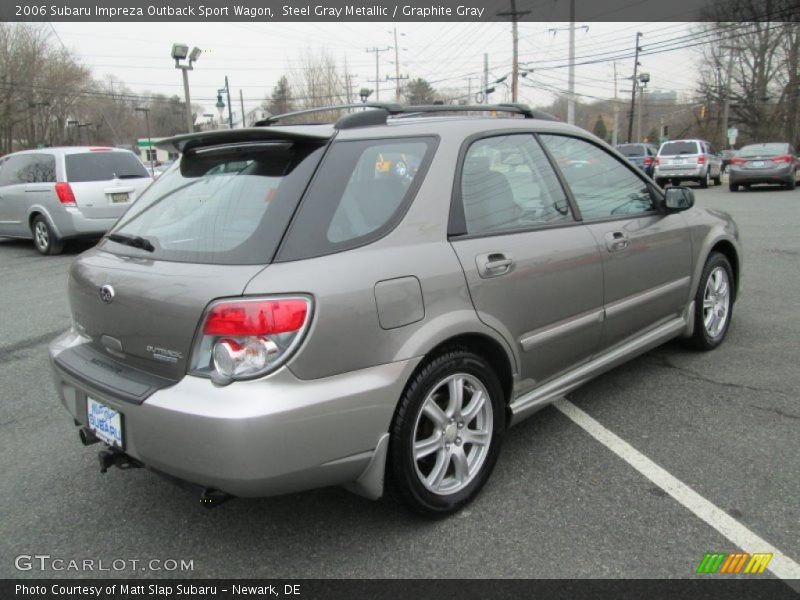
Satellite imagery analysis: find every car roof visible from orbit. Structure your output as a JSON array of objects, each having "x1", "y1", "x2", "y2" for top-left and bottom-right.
[{"x1": 4, "y1": 146, "x2": 136, "y2": 157}]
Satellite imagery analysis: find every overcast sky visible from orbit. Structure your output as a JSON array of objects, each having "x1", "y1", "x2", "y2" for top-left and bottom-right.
[{"x1": 50, "y1": 21, "x2": 700, "y2": 121}]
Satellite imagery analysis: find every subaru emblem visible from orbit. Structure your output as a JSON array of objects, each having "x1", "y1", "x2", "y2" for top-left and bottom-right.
[{"x1": 99, "y1": 285, "x2": 115, "y2": 304}]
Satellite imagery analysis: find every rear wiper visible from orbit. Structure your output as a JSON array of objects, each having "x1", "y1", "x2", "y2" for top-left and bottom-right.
[
  {"x1": 106, "y1": 233, "x2": 155, "y2": 252},
  {"x1": 116, "y1": 174, "x2": 147, "y2": 179}
]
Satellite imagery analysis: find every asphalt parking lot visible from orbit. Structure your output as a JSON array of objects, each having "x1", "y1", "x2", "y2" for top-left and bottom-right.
[{"x1": 1, "y1": 183, "x2": 798, "y2": 581}]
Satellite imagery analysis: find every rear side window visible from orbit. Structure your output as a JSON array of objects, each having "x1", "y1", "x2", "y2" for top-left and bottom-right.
[
  {"x1": 65, "y1": 152, "x2": 149, "y2": 182},
  {"x1": 106, "y1": 140, "x2": 327, "y2": 265},
  {"x1": 659, "y1": 141, "x2": 698, "y2": 156},
  {"x1": 279, "y1": 137, "x2": 436, "y2": 261},
  {"x1": 457, "y1": 134, "x2": 571, "y2": 235},
  {"x1": 0, "y1": 153, "x2": 55, "y2": 185}
]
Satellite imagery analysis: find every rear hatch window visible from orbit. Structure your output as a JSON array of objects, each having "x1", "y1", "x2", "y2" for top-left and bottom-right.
[
  {"x1": 738, "y1": 143, "x2": 788, "y2": 157},
  {"x1": 103, "y1": 140, "x2": 326, "y2": 265},
  {"x1": 617, "y1": 144, "x2": 644, "y2": 157},
  {"x1": 65, "y1": 152, "x2": 150, "y2": 182},
  {"x1": 659, "y1": 141, "x2": 698, "y2": 156}
]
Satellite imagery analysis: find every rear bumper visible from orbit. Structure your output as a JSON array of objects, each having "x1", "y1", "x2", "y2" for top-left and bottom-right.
[
  {"x1": 50, "y1": 208, "x2": 120, "y2": 240},
  {"x1": 654, "y1": 165, "x2": 704, "y2": 179},
  {"x1": 729, "y1": 165, "x2": 794, "y2": 185},
  {"x1": 49, "y1": 329, "x2": 419, "y2": 498}
]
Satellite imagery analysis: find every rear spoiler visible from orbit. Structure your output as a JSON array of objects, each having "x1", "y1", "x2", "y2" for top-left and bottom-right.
[{"x1": 156, "y1": 126, "x2": 335, "y2": 154}]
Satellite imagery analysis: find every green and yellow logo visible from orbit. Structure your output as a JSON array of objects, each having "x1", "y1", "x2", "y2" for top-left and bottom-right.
[{"x1": 696, "y1": 552, "x2": 773, "y2": 574}]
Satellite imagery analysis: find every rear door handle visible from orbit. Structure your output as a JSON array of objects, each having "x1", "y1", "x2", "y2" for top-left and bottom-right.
[
  {"x1": 605, "y1": 231, "x2": 629, "y2": 252},
  {"x1": 477, "y1": 252, "x2": 514, "y2": 278}
]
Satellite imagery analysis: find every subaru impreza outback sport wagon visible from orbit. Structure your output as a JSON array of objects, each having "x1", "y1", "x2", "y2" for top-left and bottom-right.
[{"x1": 49, "y1": 104, "x2": 741, "y2": 515}]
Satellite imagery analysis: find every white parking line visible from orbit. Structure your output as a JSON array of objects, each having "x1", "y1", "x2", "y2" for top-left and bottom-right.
[{"x1": 554, "y1": 399, "x2": 800, "y2": 581}]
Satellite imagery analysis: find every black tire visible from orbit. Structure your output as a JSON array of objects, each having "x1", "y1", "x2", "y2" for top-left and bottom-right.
[
  {"x1": 713, "y1": 173, "x2": 722, "y2": 186},
  {"x1": 671, "y1": 178, "x2": 680, "y2": 186},
  {"x1": 786, "y1": 174, "x2": 796, "y2": 190},
  {"x1": 31, "y1": 215, "x2": 64, "y2": 255},
  {"x1": 387, "y1": 348, "x2": 505, "y2": 516},
  {"x1": 699, "y1": 170, "x2": 710, "y2": 189},
  {"x1": 685, "y1": 252, "x2": 734, "y2": 351},
  {"x1": 729, "y1": 182, "x2": 739, "y2": 192}
]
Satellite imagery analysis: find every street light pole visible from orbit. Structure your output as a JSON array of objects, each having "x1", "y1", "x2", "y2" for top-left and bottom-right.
[
  {"x1": 135, "y1": 107, "x2": 154, "y2": 174},
  {"x1": 172, "y1": 44, "x2": 202, "y2": 133}
]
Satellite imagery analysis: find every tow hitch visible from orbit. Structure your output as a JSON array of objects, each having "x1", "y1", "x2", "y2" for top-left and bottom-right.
[{"x1": 98, "y1": 449, "x2": 143, "y2": 473}]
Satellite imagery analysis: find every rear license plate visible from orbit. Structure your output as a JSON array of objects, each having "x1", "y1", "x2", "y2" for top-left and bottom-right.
[
  {"x1": 751, "y1": 161, "x2": 765, "y2": 168},
  {"x1": 111, "y1": 192, "x2": 129, "y2": 203},
  {"x1": 87, "y1": 398, "x2": 123, "y2": 449}
]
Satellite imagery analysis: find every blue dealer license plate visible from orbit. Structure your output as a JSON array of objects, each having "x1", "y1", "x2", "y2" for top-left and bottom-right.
[{"x1": 87, "y1": 398, "x2": 123, "y2": 448}]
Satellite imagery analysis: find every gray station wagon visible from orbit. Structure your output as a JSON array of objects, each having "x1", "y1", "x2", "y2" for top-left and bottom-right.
[
  {"x1": 48, "y1": 104, "x2": 741, "y2": 515},
  {"x1": 0, "y1": 147, "x2": 152, "y2": 254}
]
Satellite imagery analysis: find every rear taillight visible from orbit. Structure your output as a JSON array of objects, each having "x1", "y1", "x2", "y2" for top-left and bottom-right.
[
  {"x1": 55, "y1": 182, "x2": 76, "y2": 206},
  {"x1": 644, "y1": 156, "x2": 652, "y2": 167},
  {"x1": 730, "y1": 157, "x2": 746, "y2": 166},
  {"x1": 697, "y1": 155, "x2": 706, "y2": 165},
  {"x1": 772, "y1": 154, "x2": 793, "y2": 164},
  {"x1": 189, "y1": 296, "x2": 312, "y2": 385},
  {"x1": 655, "y1": 156, "x2": 660, "y2": 166}
]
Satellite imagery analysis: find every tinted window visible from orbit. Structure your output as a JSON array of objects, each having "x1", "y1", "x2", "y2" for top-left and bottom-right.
[
  {"x1": 540, "y1": 135, "x2": 654, "y2": 220},
  {"x1": 0, "y1": 153, "x2": 55, "y2": 185},
  {"x1": 738, "y1": 143, "x2": 789, "y2": 157},
  {"x1": 660, "y1": 141, "x2": 699, "y2": 156},
  {"x1": 279, "y1": 137, "x2": 436, "y2": 261},
  {"x1": 106, "y1": 140, "x2": 327, "y2": 265},
  {"x1": 616, "y1": 144, "x2": 645, "y2": 157},
  {"x1": 65, "y1": 152, "x2": 149, "y2": 182},
  {"x1": 459, "y1": 135, "x2": 571, "y2": 235}
]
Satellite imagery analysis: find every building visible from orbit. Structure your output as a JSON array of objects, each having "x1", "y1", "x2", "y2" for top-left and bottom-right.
[{"x1": 137, "y1": 138, "x2": 180, "y2": 165}]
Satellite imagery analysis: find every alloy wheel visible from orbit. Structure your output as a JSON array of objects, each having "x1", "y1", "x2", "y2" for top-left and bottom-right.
[
  {"x1": 703, "y1": 266, "x2": 731, "y2": 338},
  {"x1": 412, "y1": 373, "x2": 493, "y2": 496}
]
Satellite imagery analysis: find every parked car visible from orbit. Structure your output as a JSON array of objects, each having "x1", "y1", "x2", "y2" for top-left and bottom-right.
[
  {"x1": 48, "y1": 104, "x2": 741, "y2": 515},
  {"x1": 615, "y1": 143, "x2": 658, "y2": 177},
  {"x1": 151, "y1": 160, "x2": 176, "y2": 179},
  {"x1": 654, "y1": 139, "x2": 723, "y2": 188},
  {"x1": 728, "y1": 142, "x2": 797, "y2": 191},
  {"x1": 0, "y1": 147, "x2": 152, "y2": 255}
]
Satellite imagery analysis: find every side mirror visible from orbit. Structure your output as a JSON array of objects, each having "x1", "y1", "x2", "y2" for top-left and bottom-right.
[{"x1": 664, "y1": 186, "x2": 694, "y2": 211}]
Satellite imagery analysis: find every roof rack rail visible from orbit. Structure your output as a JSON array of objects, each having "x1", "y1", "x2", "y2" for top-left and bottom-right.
[
  {"x1": 255, "y1": 103, "x2": 402, "y2": 127},
  {"x1": 255, "y1": 102, "x2": 558, "y2": 129}
]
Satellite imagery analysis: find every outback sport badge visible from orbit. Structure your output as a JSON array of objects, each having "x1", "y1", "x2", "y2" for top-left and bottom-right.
[{"x1": 99, "y1": 285, "x2": 115, "y2": 303}]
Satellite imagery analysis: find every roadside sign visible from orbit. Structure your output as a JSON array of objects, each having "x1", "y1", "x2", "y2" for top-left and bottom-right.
[{"x1": 727, "y1": 127, "x2": 738, "y2": 146}]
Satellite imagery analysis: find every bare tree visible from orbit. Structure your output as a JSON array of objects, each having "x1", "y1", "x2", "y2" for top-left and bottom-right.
[
  {"x1": 287, "y1": 49, "x2": 348, "y2": 122},
  {"x1": 0, "y1": 23, "x2": 91, "y2": 152}
]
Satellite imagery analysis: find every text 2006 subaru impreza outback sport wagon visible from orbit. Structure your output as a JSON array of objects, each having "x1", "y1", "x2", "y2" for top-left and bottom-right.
[{"x1": 49, "y1": 104, "x2": 741, "y2": 515}]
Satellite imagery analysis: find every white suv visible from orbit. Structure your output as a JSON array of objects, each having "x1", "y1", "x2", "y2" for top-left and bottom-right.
[{"x1": 655, "y1": 139, "x2": 723, "y2": 189}]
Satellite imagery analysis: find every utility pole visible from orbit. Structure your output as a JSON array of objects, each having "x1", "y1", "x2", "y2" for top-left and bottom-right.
[
  {"x1": 345, "y1": 73, "x2": 358, "y2": 104},
  {"x1": 612, "y1": 61, "x2": 619, "y2": 145},
  {"x1": 627, "y1": 31, "x2": 643, "y2": 143},
  {"x1": 636, "y1": 79, "x2": 645, "y2": 142},
  {"x1": 366, "y1": 46, "x2": 390, "y2": 101},
  {"x1": 497, "y1": 0, "x2": 531, "y2": 102},
  {"x1": 568, "y1": 0, "x2": 575, "y2": 124},
  {"x1": 239, "y1": 89, "x2": 246, "y2": 127},
  {"x1": 464, "y1": 76, "x2": 476, "y2": 104},
  {"x1": 224, "y1": 76, "x2": 233, "y2": 128},
  {"x1": 721, "y1": 47, "x2": 737, "y2": 149},
  {"x1": 549, "y1": 17, "x2": 587, "y2": 124},
  {"x1": 483, "y1": 53, "x2": 489, "y2": 103},
  {"x1": 391, "y1": 28, "x2": 408, "y2": 101}
]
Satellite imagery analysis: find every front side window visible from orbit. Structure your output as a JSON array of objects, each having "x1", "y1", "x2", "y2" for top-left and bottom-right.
[
  {"x1": 279, "y1": 137, "x2": 435, "y2": 261},
  {"x1": 540, "y1": 134, "x2": 655, "y2": 220},
  {"x1": 458, "y1": 134, "x2": 571, "y2": 235}
]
